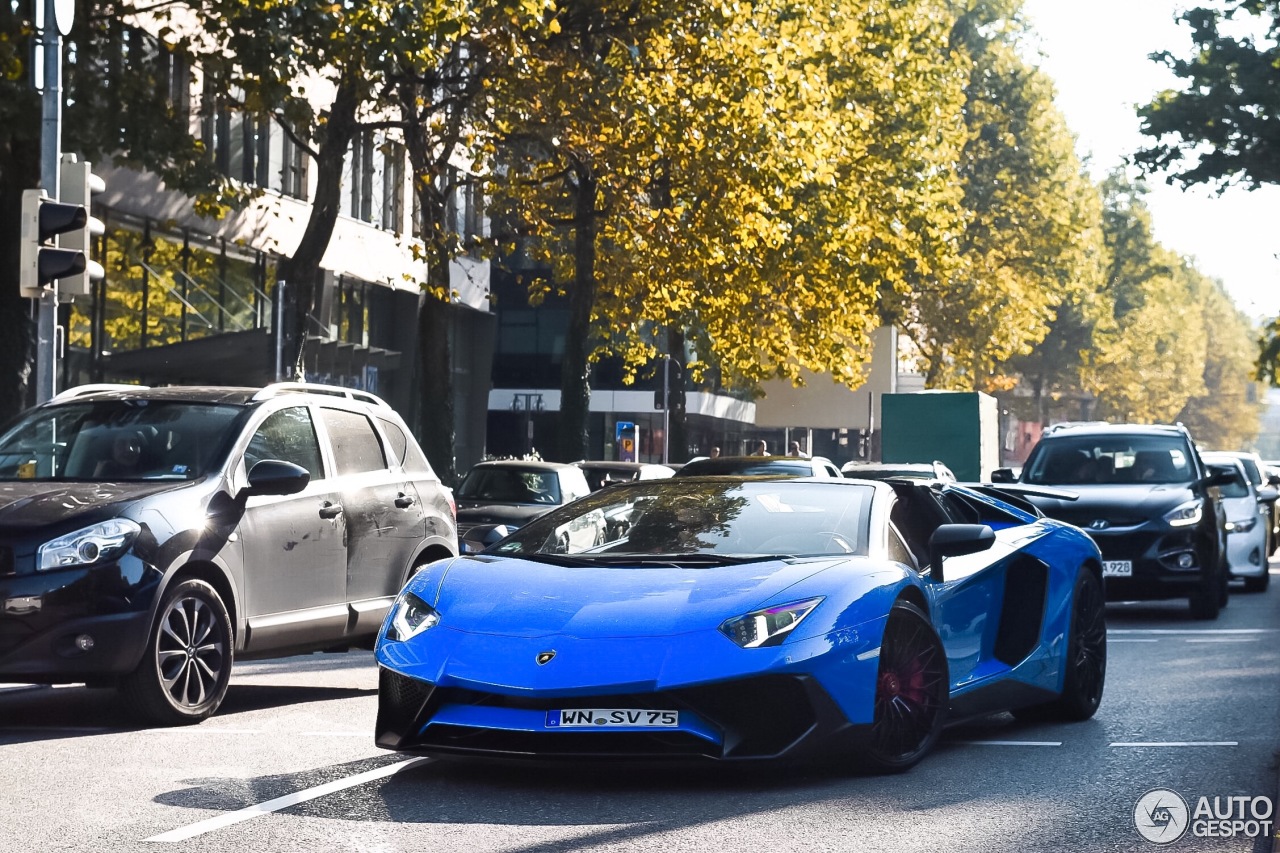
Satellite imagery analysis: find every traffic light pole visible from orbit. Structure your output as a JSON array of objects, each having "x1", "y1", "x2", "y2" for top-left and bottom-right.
[{"x1": 35, "y1": 0, "x2": 63, "y2": 404}]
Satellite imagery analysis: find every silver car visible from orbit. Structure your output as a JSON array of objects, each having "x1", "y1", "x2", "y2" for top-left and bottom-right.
[{"x1": 1203, "y1": 453, "x2": 1276, "y2": 592}]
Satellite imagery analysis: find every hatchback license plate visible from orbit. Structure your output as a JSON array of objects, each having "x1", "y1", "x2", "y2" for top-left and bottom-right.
[
  {"x1": 1102, "y1": 560, "x2": 1132, "y2": 577},
  {"x1": 547, "y1": 709, "x2": 679, "y2": 728}
]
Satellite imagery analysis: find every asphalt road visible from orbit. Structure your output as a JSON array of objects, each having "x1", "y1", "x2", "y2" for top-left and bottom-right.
[{"x1": 2, "y1": 566, "x2": 1277, "y2": 853}]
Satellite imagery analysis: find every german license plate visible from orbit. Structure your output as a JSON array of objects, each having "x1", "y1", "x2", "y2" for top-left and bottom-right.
[
  {"x1": 1103, "y1": 560, "x2": 1132, "y2": 577},
  {"x1": 547, "y1": 709, "x2": 679, "y2": 728}
]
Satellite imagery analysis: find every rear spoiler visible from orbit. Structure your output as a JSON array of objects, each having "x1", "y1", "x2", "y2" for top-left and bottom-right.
[{"x1": 954, "y1": 483, "x2": 1080, "y2": 517}]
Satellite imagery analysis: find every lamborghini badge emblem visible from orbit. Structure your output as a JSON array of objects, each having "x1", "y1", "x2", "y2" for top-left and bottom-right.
[{"x1": 536, "y1": 651, "x2": 556, "y2": 665}]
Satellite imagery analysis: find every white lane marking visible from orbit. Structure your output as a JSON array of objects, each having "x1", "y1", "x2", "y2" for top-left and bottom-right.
[
  {"x1": 145, "y1": 728, "x2": 264, "y2": 735},
  {"x1": 1111, "y1": 737, "x2": 1239, "y2": 742},
  {"x1": 1109, "y1": 639, "x2": 1160, "y2": 643},
  {"x1": 1108, "y1": 629, "x2": 1278, "y2": 635},
  {"x1": 1184, "y1": 638, "x2": 1260, "y2": 643},
  {"x1": 147, "y1": 757, "x2": 432, "y2": 843},
  {"x1": 958, "y1": 740, "x2": 1062, "y2": 746}
]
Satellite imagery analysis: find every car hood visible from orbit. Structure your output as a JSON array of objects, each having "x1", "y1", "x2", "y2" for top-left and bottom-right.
[
  {"x1": 427, "y1": 554, "x2": 848, "y2": 638},
  {"x1": 0, "y1": 480, "x2": 184, "y2": 530},
  {"x1": 1022, "y1": 482, "x2": 1195, "y2": 519},
  {"x1": 455, "y1": 504, "x2": 551, "y2": 526}
]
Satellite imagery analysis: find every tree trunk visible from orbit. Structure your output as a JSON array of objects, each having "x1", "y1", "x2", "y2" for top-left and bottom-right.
[
  {"x1": 0, "y1": 116, "x2": 42, "y2": 419},
  {"x1": 558, "y1": 171, "x2": 597, "y2": 462},
  {"x1": 276, "y1": 73, "x2": 362, "y2": 377}
]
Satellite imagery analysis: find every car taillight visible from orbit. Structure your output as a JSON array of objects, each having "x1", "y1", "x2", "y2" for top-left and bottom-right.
[{"x1": 445, "y1": 487, "x2": 457, "y2": 519}]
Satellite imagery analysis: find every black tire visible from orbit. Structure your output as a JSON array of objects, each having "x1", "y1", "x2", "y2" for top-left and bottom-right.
[
  {"x1": 1189, "y1": 567, "x2": 1222, "y2": 620},
  {"x1": 120, "y1": 578, "x2": 233, "y2": 725},
  {"x1": 1243, "y1": 572, "x2": 1269, "y2": 593},
  {"x1": 861, "y1": 601, "x2": 948, "y2": 773},
  {"x1": 1049, "y1": 568, "x2": 1107, "y2": 720}
]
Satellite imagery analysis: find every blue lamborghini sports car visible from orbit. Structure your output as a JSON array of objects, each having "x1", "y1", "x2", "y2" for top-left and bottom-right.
[{"x1": 375, "y1": 477, "x2": 1105, "y2": 771}]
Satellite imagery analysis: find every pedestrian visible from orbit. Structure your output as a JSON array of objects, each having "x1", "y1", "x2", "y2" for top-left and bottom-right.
[
  {"x1": 751, "y1": 439, "x2": 769, "y2": 456},
  {"x1": 788, "y1": 441, "x2": 809, "y2": 458},
  {"x1": 710, "y1": 446, "x2": 721, "y2": 459}
]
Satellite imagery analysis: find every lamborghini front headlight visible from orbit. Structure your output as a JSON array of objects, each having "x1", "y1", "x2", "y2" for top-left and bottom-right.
[
  {"x1": 719, "y1": 597, "x2": 823, "y2": 648},
  {"x1": 385, "y1": 592, "x2": 440, "y2": 642}
]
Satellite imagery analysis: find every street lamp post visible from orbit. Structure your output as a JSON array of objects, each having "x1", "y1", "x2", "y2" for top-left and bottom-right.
[{"x1": 510, "y1": 393, "x2": 544, "y2": 457}]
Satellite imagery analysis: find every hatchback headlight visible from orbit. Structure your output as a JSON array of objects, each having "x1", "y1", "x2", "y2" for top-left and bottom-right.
[
  {"x1": 720, "y1": 597, "x2": 823, "y2": 648},
  {"x1": 37, "y1": 519, "x2": 140, "y2": 571},
  {"x1": 386, "y1": 592, "x2": 440, "y2": 642},
  {"x1": 1230, "y1": 517, "x2": 1257, "y2": 533},
  {"x1": 1164, "y1": 500, "x2": 1203, "y2": 528}
]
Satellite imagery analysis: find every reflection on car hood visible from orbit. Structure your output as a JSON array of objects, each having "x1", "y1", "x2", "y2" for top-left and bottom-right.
[
  {"x1": 0, "y1": 480, "x2": 182, "y2": 528},
  {"x1": 1023, "y1": 483, "x2": 1195, "y2": 518},
  {"x1": 431, "y1": 554, "x2": 847, "y2": 637},
  {"x1": 455, "y1": 503, "x2": 552, "y2": 526}
]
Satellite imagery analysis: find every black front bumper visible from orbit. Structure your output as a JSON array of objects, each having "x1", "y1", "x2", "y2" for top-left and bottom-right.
[
  {"x1": 1089, "y1": 527, "x2": 1208, "y2": 600},
  {"x1": 374, "y1": 668, "x2": 866, "y2": 764},
  {"x1": 0, "y1": 561, "x2": 161, "y2": 682}
]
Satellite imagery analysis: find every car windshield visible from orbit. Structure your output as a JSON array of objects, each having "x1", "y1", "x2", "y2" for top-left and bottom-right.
[
  {"x1": 677, "y1": 459, "x2": 814, "y2": 477},
  {"x1": 845, "y1": 467, "x2": 932, "y2": 479},
  {"x1": 0, "y1": 400, "x2": 245, "y2": 482},
  {"x1": 489, "y1": 479, "x2": 874, "y2": 559},
  {"x1": 1023, "y1": 435, "x2": 1193, "y2": 486},
  {"x1": 458, "y1": 466, "x2": 562, "y2": 504}
]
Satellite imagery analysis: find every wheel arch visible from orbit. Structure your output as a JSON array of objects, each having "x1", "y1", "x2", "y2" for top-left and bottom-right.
[{"x1": 150, "y1": 557, "x2": 241, "y2": 648}]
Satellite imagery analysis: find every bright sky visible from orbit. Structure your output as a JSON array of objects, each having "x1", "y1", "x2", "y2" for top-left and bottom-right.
[{"x1": 1021, "y1": 0, "x2": 1280, "y2": 322}]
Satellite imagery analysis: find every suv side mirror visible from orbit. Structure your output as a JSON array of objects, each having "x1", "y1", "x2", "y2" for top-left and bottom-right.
[
  {"x1": 1258, "y1": 486, "x2": 1279, "y2": 504},
  {"x1": 990, "y1": 468, "x2": 1016, "y2": 483},
  {"x1": 927, "y1": 523, "x2": 995, "y2": 582},
  {"x1": 1204, "y1": 468, "x2": 1237, "y2": 489},
  {"x1": 242, "y1": 460, "x2": 310, "y2": 498}
]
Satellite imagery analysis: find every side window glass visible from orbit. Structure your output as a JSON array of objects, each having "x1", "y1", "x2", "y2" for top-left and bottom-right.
[
  {"x1": 376, "y1": 416, "x2": 409, "y2": 467},
  {"x1": 320, "y1": 408, "x2": 387, "y2": 476},
  {"x1": 245, "y1": 407, "x2": 324, "y2": 480},
  {"x1": 888, "y1": 523, "x2": 917, "y2": 569}
]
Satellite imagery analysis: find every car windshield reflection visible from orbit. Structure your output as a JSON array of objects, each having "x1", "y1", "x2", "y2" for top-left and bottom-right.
[{"x1": 488, "y1": 479, "x2": 874, "y2": 562}]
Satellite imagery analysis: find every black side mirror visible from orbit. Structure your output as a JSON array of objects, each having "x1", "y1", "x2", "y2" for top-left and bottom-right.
[
  {"x1": 990, "y1": 468, "x2": 1016, "y2": 483},
  {"x1": 1204, "y1": 467, "x2": 1238, "y2": 489},
  {"x1": 242, "y1": 460, "x2": 310, "y2": 499},
  {"x1": 928, "y1": 523, "x2": 996, "y2": 582},
  {"x1": 461, "y1": 523, "x2": 512, "y2": 553}
]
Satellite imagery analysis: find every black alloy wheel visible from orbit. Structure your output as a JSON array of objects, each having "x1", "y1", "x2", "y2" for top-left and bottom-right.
[
  {"x1": 120, "y1": 578, "x2": 233, "y2": 725},
  {"x1": 862, "y1": 600, "x2": 948, "y2": 773},
  {"x1": 1052, "y1": 567, "x2": 1107, "y2": 720},
  {"x1": 1011, "y1": 566, "x2": 1107, "y2": 723}
]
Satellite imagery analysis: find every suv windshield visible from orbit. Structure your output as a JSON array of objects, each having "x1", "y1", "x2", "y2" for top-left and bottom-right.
[
  {"x1": 1023, "y1": 434, "x2": 1194, "y2": 486},
  {"x1": 0, "y1": 400, "x2": 245, "y2": 482},
  {"x1": 458, "y1": 466, "x2": 562, "y2": 504}
]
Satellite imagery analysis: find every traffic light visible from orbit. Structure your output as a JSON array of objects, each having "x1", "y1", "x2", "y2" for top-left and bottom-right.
[
  {"x1": 653, "y1": 358, "x2": 685, "y2": 411},
  {"x1": 56, "y1": 155, "x2": 106, "y2": 298},
  {"x1": 19, "y1": 155, "x2": 105, "y2": 298}
]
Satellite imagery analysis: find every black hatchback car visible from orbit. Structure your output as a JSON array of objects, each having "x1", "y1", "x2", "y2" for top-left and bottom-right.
[
  {"x1": 0, "y1": 382, "x2": 458, "y2": 723},
  {"x1": 993, "y1": 423, "x2": 1230, "y2": 619}
]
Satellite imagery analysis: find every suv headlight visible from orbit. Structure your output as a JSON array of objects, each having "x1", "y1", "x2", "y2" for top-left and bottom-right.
[
  {"x1": 1164, "y1": 500, "x2": 1203, "y2": 528},
  {"x1": 37, "y1": 519, "x2": 141, "y2": 571},
  {"x1": 385, "y1": 592, "x2": 440, "y2": 642},
  {"x1": 720, "y1": 597, "x2": 823, "y2": 648}
]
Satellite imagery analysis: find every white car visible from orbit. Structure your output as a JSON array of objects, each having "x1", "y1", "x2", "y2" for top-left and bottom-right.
[{"x1": 1203, "y1": 453, "x2": 1276, "y2": 592}]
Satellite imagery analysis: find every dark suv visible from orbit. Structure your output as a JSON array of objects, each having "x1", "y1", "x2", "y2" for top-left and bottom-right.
[
  {"x1": 0, "y1": 382, "x2": 458, "y2": 723},
  {"x1": 993, "y1": 423, "x2": 1230, "y2": 619}
]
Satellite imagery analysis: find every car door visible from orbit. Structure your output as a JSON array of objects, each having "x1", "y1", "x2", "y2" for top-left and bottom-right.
[
  {"x1": 237, "y1": 404, "x2": 349, "y2": 651},
  {"x1": 316, "y1": 406, "x2": 424, "y2": 635}
]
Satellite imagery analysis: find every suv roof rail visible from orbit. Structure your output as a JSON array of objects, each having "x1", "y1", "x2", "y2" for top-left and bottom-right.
[
  {"x1": 1044, "y1": 420, "x2": 1110, "y2": 434},
  {"x1": 252, "y1": 382, "x2": 391, "y2": 409},
  {"x1": 50, "y1": 383, "x2": 151, "y2": 402}
]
